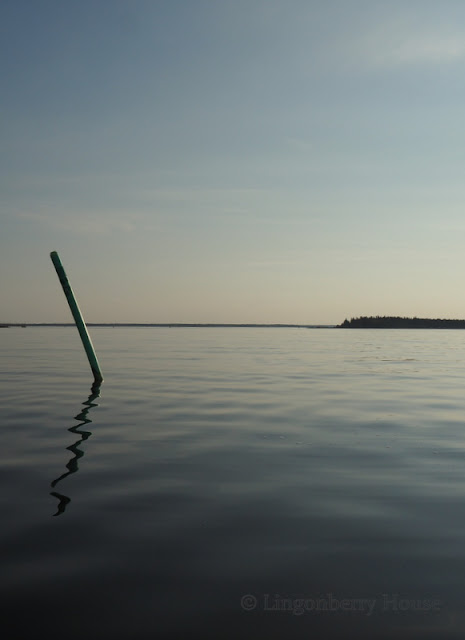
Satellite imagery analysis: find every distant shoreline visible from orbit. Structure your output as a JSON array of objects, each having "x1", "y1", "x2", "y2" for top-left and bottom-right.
[
  {"x1": 4, "y1": 317, "x2": 465, "y2": 329},
  {"x1": 338, "y1": 316, "x2": 465, "y2": 329}
]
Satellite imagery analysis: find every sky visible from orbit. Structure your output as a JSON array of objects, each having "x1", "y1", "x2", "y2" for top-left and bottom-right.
[{"x1": 3, "y1": 0, "x2": 465, "y2": 324}]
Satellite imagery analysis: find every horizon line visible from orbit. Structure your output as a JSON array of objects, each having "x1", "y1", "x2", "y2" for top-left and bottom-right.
[{"x1": 0, "y1": 322, "x2": 337, "y2": 328}]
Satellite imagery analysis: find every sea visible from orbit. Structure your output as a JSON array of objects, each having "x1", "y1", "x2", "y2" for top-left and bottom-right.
[{"x1": 2, "y1": 326, "x2": 465, "y2": 639}]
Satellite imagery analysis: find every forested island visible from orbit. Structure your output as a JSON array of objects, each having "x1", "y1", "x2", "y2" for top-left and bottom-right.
[{"x1": 338, "y1": 316, "x2": 465, "y2": 329}]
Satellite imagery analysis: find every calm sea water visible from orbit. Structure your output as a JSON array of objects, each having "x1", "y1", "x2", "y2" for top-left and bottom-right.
[{"x1": 2, "y1": 327, "x2": 465, "y2": 639}]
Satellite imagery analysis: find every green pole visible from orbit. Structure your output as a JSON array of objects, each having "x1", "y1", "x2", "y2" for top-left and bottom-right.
[{"x1": 50, "y1": 251, "x2": 103, "y2": 386}]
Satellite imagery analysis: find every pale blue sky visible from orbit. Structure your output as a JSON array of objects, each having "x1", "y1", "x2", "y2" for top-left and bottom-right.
[{"x1": 3, "y1": 0, "x2": 465, "y2": 323}]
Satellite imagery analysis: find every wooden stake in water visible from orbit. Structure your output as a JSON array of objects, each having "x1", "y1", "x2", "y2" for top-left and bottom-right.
[{"x1": 50, "y1": 251, "x2": 103, "y2": 386}]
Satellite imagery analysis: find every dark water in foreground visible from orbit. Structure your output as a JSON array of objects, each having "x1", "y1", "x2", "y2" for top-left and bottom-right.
[{"x1": 2, "y1": 327, "x2": 465, "y2": 639}]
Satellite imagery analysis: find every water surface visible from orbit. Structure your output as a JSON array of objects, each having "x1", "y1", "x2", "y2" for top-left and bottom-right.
[{"x1": 1, "y1": 327, "x2": 465, "y2": 638}]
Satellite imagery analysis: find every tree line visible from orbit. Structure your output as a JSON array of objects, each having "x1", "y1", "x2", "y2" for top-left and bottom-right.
[{"x1": 338, "y1": 316, "x2": 465, "y2": 328}]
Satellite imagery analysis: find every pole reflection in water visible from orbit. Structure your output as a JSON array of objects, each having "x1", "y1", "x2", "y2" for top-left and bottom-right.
[{"x1": 50, "y1": 383, "x2": 101, "y2": 516}]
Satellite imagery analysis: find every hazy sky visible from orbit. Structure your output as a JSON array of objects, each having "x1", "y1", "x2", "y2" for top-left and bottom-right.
[{"x1": 3, "y1": 0, "x2": 465, "y2": 324}]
